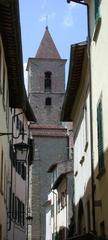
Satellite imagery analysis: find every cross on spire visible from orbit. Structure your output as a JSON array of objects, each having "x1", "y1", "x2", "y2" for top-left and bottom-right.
[{"x1": 46, "y1": 15, "x2": 48, "y2": 30}]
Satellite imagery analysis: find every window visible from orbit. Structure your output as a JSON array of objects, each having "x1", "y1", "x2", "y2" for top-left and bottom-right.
[
  {"x1": 57, "y1": 199, "x2": 60, "y2": 213},
  {"x1": 93, "y1": 0, "x2": 101, "y2": 41},
  {"x1": 87, "y1": 200, "x2": 91, "y2": 231},
  {"x1": 100, "y1": 221, "x2": 105, "y2": 237},
  {"x1": 14, "y1": 195, "x2": 25, "y2": 227},
  {"x1": 44, "y1": 71, "x2": 52, "y2": 91},
  {"x1": 97, "y1": 98, "x2": 105, "y2": 174},
  {"x1": 45, "y1": 97, "x2": 51, "y2": 106},
  {"x1": 2, "y1": 64, "x2": 6, "y2": 110},
  {"x1": 16, "y1": 116, "x2": 20, "y2": 129},
  {"x1": 21, "y1": 164, "x2": 26, "y2": 181},
  {"x1": 0, "y1": 150, "x2": 3, "y2": 194},
  {"x1": 0, "y1": 45, "x2": 1, "y2": 93},
  {"x1": 15, "y1": 197, "x2": 18, "y2": 222},
  {"x1": 61, "y1": 191, "x2": 67, "y2": 209},
  {"x1": 4, "y1": 164, "x2": 6, "y2": 201},
  {"x1": 21, "y1": 203, "x2": 25, "y2": 226},
  {"x1": 84, "y1": 104, "x2": 88, "y2": 152},
  {"x1": 18, "y1": 199, "x2": 21, "y2": 224},
  {"x1": 95, "y1": 0, "x2": 100, "y2": 21},
  {"x1": 12, "y1": 193, "x2": 15, "y2": 219},
  {"x1": 16, "y1": 162, "x2": 21, "y2": 175}
]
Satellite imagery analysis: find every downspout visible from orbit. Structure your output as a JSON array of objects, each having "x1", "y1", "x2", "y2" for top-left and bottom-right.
[{"x1": 67, "y1": 0, "x2": 96, "y2": 234}]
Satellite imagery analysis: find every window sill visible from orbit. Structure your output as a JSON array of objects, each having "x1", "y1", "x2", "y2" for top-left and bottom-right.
[
  {"x1": 93, "y1": 16, "x2": 102, "y2": 42},
  {"x1": 96, "y1": 168, "x2": 105, "y2": 180}
]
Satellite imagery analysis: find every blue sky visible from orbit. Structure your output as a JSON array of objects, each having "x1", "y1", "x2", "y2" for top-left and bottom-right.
[{"x1": 19, "y1": 0, "x2": 87, "y2": 84}]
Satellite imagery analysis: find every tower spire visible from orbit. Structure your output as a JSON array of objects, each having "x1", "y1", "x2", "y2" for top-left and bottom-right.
[{"x1": 35, "y1": 26, "x2": 61, "y2": 59}]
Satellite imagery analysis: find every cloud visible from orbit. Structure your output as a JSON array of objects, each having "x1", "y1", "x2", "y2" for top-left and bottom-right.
[
  {"x1": 39, "y1": 12, "x2": 56, "y2": 23},
  {"x1": 63, "y1": 2, "x2": 77, "y2": 28},
  {"x1": 41, "y1": 0, "x2": 48, "y2": 9}
]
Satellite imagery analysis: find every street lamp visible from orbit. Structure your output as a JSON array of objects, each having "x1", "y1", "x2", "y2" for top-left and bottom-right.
[
  {"x1": 26, "y1": 215, "x2": 33, "y2": 226},
  {"x1": 14, "y1": 142, "x2": 29, "y2": 163}
]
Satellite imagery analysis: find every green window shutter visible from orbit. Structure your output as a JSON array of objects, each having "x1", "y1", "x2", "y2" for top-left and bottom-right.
[
  {"x1": 97, "y1": 99, "x2": 104, "y2": 172},
  {"x1": 95, "y1": 0, "x2": 100, "y2": 21}
]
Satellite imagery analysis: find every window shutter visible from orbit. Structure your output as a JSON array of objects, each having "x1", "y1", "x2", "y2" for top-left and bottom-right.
[
  {"x1": 24, "y1": 166, "x2": 26, "y2": 181},
  {"x1": 95, "y1": 0, "x2": 100, "y2": 21},
  {"x1": 12, "y1": 193, "x2": 15, "y2": 219},
  {"x1": 97, "y1": 99, "x2": 104, "y2": 172}
]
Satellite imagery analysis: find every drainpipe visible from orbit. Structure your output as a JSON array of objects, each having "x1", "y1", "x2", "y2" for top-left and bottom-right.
[{"x1": 67, "y1": 0, "x2": 96, "y2": 234}]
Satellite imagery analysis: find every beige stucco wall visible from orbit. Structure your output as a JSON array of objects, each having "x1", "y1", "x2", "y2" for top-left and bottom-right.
[
  {"x1": 0, "y1": 35, "x2": 28, "y2": 240},
  {"x1": 89, "y1": 0, "x2": 108, "y2": 236},
  {"x1": 0, "y1": 35, "x2": 11, "y2": 240},
  {"x1": 70, "y1": 48, "x2": 94, "y2": 233},
  {"x1": 8, "y1": 109, "x2": 29, "y2": 240}
]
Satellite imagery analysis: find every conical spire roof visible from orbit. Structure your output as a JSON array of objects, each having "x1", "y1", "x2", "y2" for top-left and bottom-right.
[{"x1": 35, "y1": 26, "x2": 61, "y2": 59}]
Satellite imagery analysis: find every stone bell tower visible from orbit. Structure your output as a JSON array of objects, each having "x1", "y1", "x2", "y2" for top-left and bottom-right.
[
  {"x1": 27, "y1": 26, "x2": 66, "y2": 124},
  {"x1": 27, "y1": 27, "x2": 67, "y2": 240}
]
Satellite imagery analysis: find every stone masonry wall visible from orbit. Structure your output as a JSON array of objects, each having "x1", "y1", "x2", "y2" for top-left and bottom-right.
[
  {"x1": 28, "y1": 59, "x2": 66, "y2": 125},
  {"x1": 32, "y1": 135, "x2": 69, "y2": 240}
]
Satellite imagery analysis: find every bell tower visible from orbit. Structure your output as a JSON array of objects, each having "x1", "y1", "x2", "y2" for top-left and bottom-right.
[
  {"x1": 27, "y1": 26, "x2": 66, "y2": 124},
  {"x1": 27, "y1": 27, "x2": 67, "y2": 240}
]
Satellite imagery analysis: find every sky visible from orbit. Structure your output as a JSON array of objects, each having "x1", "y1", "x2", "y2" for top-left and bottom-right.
[{"x1": 19, "y1": 0, "x2": 87, "y2": 86}]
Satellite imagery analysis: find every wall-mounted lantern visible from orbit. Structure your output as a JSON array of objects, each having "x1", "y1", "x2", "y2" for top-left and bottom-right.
[
  {"x1": 14, "y1": 142, "x2": 29, "y2": 163},
  {"x1": 26, "y1": 215, "x2": 33, "y2": 225}
]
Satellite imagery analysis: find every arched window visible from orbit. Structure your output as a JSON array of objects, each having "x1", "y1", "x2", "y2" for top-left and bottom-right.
[
  {"x1": 45, "y1": 97, "x2": 51, "y2": 106},
  {"x1": 44, "y1": 71, "x2": 52, "y2": 91}
]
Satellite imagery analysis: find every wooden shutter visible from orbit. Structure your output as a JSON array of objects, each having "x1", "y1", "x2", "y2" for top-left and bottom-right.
[
  {"x1": 95, "y1": 0, "x2": 100, "y2": 21},
  {"x1": 97, "y1": 99, "x2": 104, "y2": 172}
]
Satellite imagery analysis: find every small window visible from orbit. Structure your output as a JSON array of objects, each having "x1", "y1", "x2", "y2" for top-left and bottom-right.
[
  {"x1": 45, "y1": 97, "x2": 51, "y2": 106},
  {"x1": 100, "y1": 221, "x2": 105, "y2": 237},
  {"x1": 44, "y1": 71, "x2": 52, "y2": 91},
  {"x1": 21, "y1": 164, "x2": 26, "y2": 181},
  {"x1": 84, "y1": 104, "x2": 88, "y2": 152},
  {"x1": 97, "y1": 98, "x2": 104, "y2": 173},
  {"x1": 57, "y1": 199, "x2": 60, "y2": 213},
  {"x1": 95, "y1": 0, "x2": 100, "y2": 21},
  {"x1": 0, "y1": 45, "x2": 1, "y2": 93},
  {"x1": 22, "y1": 203, "x2": 25, "y2": 226},
  {"x1": 12, "y1": 193, "x2": 15, "y2": 219},
  {"x1": 15, "y1": 197, "x2": 18, "y2": 222}
]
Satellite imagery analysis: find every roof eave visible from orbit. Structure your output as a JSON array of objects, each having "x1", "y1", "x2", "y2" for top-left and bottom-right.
[
  {"x1": 25, "y1": 95, "x2": 37, "y2": 122},
  {"x1": 61, "y1": 41, "x2": 87, "y2": 122},
  {"x1": 0, "y1": 0, "x2": 25, "y2": 108}
]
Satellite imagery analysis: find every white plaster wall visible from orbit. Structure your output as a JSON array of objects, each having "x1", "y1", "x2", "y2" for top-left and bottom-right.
[
  {"x1": 74, "y1": 93, "x2": 91, "y2": 206},
  {"x1": 45, "y1": 206, "x2": 52, "y2": 240}
]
